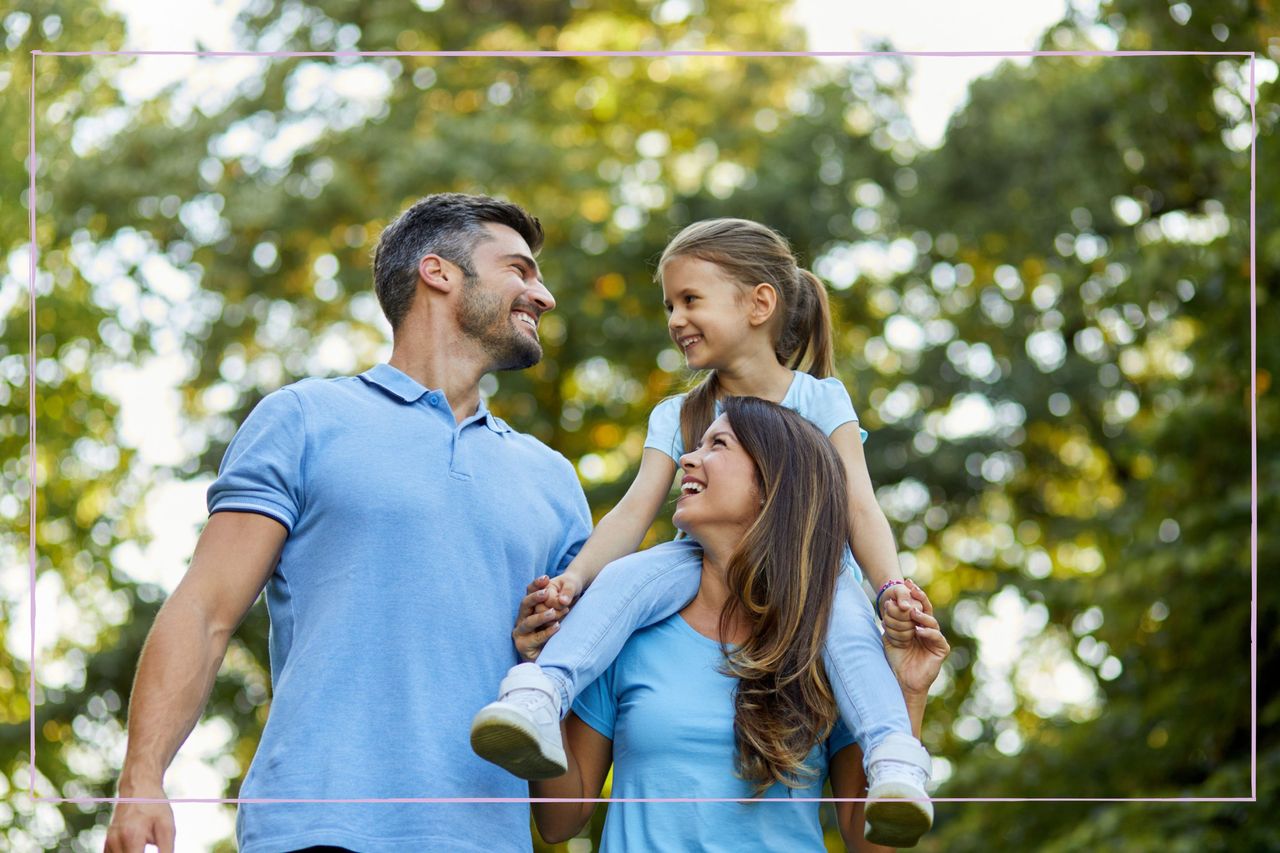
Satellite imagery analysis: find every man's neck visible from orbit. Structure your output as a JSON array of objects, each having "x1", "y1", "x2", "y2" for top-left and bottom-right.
[{"x1": 389, "y1": 318, "x2": 490, "y2": 424}]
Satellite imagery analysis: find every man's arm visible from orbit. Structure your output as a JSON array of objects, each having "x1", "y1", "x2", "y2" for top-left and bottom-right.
[{"x1": 105, "y1": 511, "x2": 287, "y2": 853}]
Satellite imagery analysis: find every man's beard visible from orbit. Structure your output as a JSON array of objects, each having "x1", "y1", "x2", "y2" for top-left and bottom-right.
[{"x1": 457, "y1": 275, "x2": 543, "y2": 371}]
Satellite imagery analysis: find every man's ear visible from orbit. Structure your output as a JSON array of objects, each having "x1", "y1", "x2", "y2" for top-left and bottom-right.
[
  {"x1": 748, "y1": 282, "x2": 779, "y2": 327},
  {"x1": 418, "y1": 254, "x2": 456, "y2": 295}
]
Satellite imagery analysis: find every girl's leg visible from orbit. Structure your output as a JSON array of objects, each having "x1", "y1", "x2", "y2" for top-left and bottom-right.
[
  {"x1": 539, "y1": 539, "x2": 704, "y2": 713},
  {"x1": 823, "y1": 567, "x2": 934, "y2": 847},
  {"x1": 822, "y1": 566, "x2": 914, "y2": 754},
  {"x1": 470, "y1": 540, "x2": 704, "y2": 779}
]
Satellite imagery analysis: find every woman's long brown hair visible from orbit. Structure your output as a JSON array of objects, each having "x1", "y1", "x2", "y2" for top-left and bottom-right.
[
  {"x1": 717, "y1": 396, "x2": 849, "y2": 796},
  {"x1": 657, "y1": 218, "x2": 836, "y2": 457}
]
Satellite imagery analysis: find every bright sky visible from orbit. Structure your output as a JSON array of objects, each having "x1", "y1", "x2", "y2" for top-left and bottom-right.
[{"x1": 62, "y1": 1, "x2": 1076, "y2": 849}]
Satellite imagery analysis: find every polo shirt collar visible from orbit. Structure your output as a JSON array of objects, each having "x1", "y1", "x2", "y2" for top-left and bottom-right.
[{"x1": 359, "y1": 363, "x2": 512, "y2": 434}]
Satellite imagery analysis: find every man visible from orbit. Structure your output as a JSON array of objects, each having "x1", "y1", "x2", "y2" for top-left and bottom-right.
[{"x1": 105, "y1": 193, "x2": 591, "y2": 853}]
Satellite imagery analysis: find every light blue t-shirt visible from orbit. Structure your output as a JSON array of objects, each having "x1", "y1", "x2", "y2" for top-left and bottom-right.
[
  {"x1": 643, "y1": 371, "x2": 868, "y2": 581},
  {"x1": 207, "y1": 363, "x2": 592, "y2": 853},
  {"x1": 642, "y1": 371, "x2": 868, "y2": 460},
  {"x1": 573, "y1": 613, "x2": 856, "y2": 852}
]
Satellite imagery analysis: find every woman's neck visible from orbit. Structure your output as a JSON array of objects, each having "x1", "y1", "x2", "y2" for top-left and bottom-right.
[{"x1": 680, "y1": 545, "x2": 751, "y2": 645}]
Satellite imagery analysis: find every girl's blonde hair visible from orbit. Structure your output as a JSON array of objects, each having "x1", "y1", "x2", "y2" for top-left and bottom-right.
[
  {"x1": 718, "y1": 396, "x2": 846, "y2": 795},
  {"x1": 657, "y1": 218, "x2": 835, "y2": 454}
]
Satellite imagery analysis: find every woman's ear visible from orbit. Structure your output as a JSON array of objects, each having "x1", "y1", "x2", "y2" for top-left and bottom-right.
[{"x1": 748, "y1": 282, "x2": 779, "y2": 328}]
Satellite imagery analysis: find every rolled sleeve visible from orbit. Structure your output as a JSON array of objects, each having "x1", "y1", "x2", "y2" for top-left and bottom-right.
[{"x1": 207, "y1": 388, "x2": 307, "y2": 531}]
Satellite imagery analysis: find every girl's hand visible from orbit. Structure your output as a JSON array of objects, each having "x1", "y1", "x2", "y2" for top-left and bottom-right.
[
  {"x1": 881, "y1": 584, "x2": 919, "y2": 648},
  {"x1": 544, "y1": 573, "x2": 580, "y2": 613},
  {"x1": 882, "y1": 580, "x2": 949, "y2": 698}
]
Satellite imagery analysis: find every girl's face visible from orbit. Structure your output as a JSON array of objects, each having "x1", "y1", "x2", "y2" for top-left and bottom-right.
[
  {"x1": 672, "y1": 413, "x2": 762, "y2": 540},
  {"x1": 661, "y1": 256, "x2": 754, "y2": 371}
]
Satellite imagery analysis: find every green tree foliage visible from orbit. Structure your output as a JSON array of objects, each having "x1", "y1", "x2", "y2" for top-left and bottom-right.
[
  {"x1": 0, "y1": 4, "x2": 160, "y2": 849},
  {"x1": 2, "y1": 0, "x2": 1273, "y2": 849}
]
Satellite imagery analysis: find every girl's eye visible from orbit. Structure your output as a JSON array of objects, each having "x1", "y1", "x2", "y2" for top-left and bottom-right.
[
  {"x1": 685, "y1": 295, "x2": 697, "y2": 304},
  {"x1": 712, "y1": 437, "x2": 725, "y2": 447}
]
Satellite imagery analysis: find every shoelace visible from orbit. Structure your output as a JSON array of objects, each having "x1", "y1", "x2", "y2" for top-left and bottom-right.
[
  {"x1": 871, "y1": 758, "x2": 929, "y2": 788},
  {"x1": 506, "y1": 688, "x2": 556, "y2": 717}
]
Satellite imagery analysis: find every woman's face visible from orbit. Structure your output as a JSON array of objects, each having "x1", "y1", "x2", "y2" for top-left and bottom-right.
[{"x1": 672, "y1": 413, "x2": 762, "y2": 540}]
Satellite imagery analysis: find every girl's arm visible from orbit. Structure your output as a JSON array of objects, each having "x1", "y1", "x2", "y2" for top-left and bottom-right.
[
  {"x1": 552, "y1": 449, "x2": 677, "y2": 600},
  {"x1": 530, "y1": 712, "x2": 614, "y2": 844},
  {"x1": 829, "y1": 423, "x2": 918, "y2": 643}
]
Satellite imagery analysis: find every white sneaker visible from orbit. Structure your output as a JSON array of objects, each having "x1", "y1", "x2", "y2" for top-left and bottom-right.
[
  {"x1": 864, "y1": 732, "x2": 934, "y2": 848},
  {"x1": 469, "y1": 663, "x2": 567, "y2": 780}
]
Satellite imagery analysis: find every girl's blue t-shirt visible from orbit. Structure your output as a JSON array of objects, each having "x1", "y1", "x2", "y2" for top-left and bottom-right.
[
  {"x1": 643, "y1": 371, "x2": 868, "y2": 459},
  {"x1": 573, "y1": 613, "x2": 856, "y2": 852},
  {"x1": 644, "y1": 371, "x2": 869, "y2": 581}
]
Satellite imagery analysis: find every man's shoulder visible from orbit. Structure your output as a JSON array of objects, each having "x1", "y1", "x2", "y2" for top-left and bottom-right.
[
  {"x1": 256, "y1": 375, "x2": 386, "y2": 423},
  {"x1": 275, "y1": 374, "x2": 367, "y2": 403}
]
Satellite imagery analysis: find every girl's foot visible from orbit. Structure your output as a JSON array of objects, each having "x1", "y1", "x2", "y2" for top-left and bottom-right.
[
  {"x1": 864, "y1": 732, "x2": 934, "y2": 848},
  {"x1": 469, "y1": 663, "x2": 567, "y2": 780}
]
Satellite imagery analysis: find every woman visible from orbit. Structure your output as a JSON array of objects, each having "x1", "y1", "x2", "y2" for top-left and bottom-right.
[{"x1": 528, "y1": 397, "x2": 947, "y2": 850}]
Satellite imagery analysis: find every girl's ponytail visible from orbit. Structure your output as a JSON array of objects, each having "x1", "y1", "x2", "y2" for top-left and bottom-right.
[{"x1": 786, "y1": 269, "x2": 834, "y2": 379}]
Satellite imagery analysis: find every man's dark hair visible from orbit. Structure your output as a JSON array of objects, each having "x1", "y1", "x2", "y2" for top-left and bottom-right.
[{"x1": 372, "y1": 193, "x2": 544, "y2": 330}]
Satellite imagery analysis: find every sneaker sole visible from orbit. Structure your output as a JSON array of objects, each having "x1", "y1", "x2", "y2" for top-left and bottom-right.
[
  {"x1": 865, "y1": 783, "x2": 933, "y2": 848},
  {"x1": 470, "y1": 707, "x2": 567, "y2": 780}
]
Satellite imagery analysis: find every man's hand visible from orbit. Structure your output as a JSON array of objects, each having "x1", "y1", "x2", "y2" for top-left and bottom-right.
[
  {"x1": 882, "y1": 580, "x2": 949, "y2": 698},
  {"x1": 881, "y1": 582, "x2": 921, "y2": 648},
  {"x1": 104, "y1": 784, "x2": 175, "y2": 853},
  {"x1": 512, "y1": 575, "x2": 577, "y2": 661}
]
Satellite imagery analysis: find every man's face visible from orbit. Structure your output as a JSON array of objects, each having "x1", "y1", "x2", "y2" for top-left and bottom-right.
[{"x1": 454, "y1": 223, "x2": 556, "y2": 371}]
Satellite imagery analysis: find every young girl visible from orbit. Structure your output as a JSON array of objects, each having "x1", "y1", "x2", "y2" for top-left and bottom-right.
[{"x1": 471, "y1": 218, "x2": 935, "y2": 846}]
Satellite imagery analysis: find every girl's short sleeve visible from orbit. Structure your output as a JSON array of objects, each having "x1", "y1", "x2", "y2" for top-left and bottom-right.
[
  {"x1": 643, "y1": 395, "x2": 687, "y2": 461},
  {"x1": 807, "y1": 377, "x2": 868, "y2": 444}
]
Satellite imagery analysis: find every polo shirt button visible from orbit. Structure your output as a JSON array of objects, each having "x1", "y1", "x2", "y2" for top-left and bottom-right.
[{"x1": 428, "y1": 394, "x2": 440, "y2": 406}]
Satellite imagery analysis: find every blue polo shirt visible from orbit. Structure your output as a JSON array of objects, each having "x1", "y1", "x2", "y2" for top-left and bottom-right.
[{"x1": 207, "y1": 363, "x2": 592, "y2": 853}]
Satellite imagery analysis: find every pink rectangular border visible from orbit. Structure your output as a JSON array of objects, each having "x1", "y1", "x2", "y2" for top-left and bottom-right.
[{"x1": 25, "y1": 47, "x2": 1259, "y2": 807}]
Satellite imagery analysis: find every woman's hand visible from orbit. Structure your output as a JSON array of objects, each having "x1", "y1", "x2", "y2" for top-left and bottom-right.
[{"x1": 882, "y1": 580, "x2": 949, "y2": 698}]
